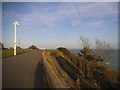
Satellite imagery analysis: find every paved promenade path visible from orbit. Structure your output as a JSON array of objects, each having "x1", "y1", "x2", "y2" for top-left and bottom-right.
[{"x1": 3, "y1": 50, "x2": 44, "y2": 88}]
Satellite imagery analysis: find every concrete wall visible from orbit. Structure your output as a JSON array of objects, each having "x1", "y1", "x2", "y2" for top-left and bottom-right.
[{"x1": 42, "y1": 51, "x2": 67, "y2": 88}]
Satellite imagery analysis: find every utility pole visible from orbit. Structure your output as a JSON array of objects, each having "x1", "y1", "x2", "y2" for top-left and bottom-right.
[
  {"x1": 25, "y1": 44, "x2": 26, "y2": 49},
  {"x1": 19, "y1": 37, "x2": 20, "y2": 47},
  {"x1": 13, "y1": 21, "x2": 19, "y2": 55}
]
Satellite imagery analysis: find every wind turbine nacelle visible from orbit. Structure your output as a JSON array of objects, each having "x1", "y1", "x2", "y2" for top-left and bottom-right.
[{"x1": 13, "y1": 21, "x2": 20, "y2": 26}]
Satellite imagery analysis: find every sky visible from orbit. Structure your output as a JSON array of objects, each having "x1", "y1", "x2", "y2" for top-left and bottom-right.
[{"x1": 2, "y1": 2, "x2": 118, "y2": 49}]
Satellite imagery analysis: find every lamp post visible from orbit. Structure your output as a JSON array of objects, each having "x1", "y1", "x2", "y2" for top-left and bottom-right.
[{"x1": 13, "y1": 21, "x2": 19, "y2": 55}]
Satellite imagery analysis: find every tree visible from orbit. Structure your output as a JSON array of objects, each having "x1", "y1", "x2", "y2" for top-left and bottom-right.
[
  {"x1": 78, "y1": 36, "x2": 112, "y2": 61},
  {"x1": 80, "y1": 36, "x2": 91, "y2": 49},
  {"x1": 78, "y1": 36, "x2": 93, "y2": 58},
  {"x1": 95, "y1": 40, "x2": 112, "y2": 60}
]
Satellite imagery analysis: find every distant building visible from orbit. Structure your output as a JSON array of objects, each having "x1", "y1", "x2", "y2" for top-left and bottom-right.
[
  {"x1": 16, "y1": 46, "x2": 22, "y2": 49},
  {"x1": 29, "y1": 45, "x2": 39, "y2": 50},
  {"x1": 0, "y1": 42, "x2": 8, "y2": 49},
  {"x1": 0, "y1": 42, "x2": 4, "y2": 49}
]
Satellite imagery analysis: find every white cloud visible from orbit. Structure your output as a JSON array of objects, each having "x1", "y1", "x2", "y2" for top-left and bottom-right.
[{"x1": 16, "y1": 2, "x2": 117, "y2": 28}]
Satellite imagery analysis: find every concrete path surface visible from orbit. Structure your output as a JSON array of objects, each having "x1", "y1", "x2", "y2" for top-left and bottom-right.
[{"x1": 2, "y1": 50, "x2": 44, "y2": 88}]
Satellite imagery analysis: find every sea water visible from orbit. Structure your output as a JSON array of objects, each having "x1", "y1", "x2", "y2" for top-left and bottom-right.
[{"x1": 69, "y1": 49, "x2": 119, "y2": 70}]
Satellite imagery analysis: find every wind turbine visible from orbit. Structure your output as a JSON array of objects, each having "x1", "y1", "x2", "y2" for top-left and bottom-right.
[{"x1": 13, "y1": 21, "x2": 20, "y2": 55}]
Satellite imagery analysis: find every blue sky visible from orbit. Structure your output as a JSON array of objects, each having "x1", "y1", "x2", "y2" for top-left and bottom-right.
[{"x1": 2, "y1": 2, "x2": 118, "y2": 49}]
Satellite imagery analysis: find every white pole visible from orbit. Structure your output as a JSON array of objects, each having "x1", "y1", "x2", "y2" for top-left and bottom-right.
[
  {"x1": 13, "y1": 21, "x2": 19, "y2": 56},
  {"x1": 14, "y1": 24, "x2": 16, "y2": 55}
]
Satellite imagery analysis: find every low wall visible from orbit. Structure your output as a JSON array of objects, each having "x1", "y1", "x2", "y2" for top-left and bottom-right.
[{"x1": 42, "y1": 51, "x2": 67, "y2": 88}]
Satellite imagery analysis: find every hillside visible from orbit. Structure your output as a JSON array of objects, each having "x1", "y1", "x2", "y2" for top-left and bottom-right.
[{"x1": 44, "y1": 47, "x2": 120, "y2": 89}]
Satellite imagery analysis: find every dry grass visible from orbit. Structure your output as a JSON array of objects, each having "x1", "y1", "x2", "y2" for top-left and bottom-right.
[
  {"x1": 44, "y1": 48, "x2": 120, "y2": 89},
  {"x1": 44, "y1": 49, "x2": 76, "y2": 88},
  {"x1": 57, "y1": 47, "x2": 120, "y2": 88}
]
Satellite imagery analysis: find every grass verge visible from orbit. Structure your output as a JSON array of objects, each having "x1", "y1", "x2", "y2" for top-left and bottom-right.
[{"x1": 2, "y1": 49, "x2": 33, "y2": 58}]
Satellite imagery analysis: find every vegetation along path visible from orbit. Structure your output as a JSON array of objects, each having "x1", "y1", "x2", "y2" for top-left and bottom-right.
[{"x1": 3, "y1": 50, "x2": 44, "y2": 88}]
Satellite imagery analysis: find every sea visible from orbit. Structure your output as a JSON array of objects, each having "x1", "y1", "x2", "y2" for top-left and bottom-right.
[{"x1": 69, "y1": 49, "x2": 119, "y2": 70}]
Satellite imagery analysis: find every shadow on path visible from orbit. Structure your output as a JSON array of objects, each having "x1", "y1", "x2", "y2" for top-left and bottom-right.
[{"x1": 34, "y1": 62, "x2": 44, "y2": 88}]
